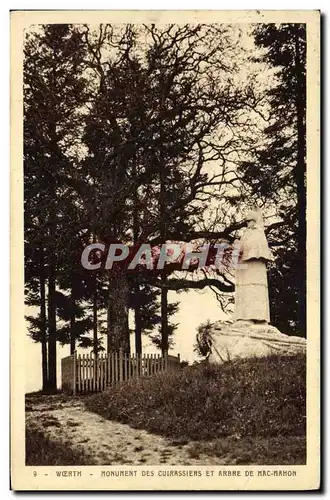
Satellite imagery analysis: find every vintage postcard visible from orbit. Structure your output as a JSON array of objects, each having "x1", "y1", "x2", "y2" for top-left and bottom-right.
[{"x1": 11, "y1": 10, "x2": 320, "y2": 491}]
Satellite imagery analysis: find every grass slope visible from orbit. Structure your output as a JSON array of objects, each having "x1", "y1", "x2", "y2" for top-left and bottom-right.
[{"x1": 85, "y1": 355, "x2": 306, "y2": 443}]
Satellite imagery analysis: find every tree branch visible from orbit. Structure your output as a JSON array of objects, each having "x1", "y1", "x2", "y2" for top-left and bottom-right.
[
  {"x1": 164, "y1": 277, "x2": 234, "y2": 293},
  {"x1": 149, "y1": 221, "x2": 246, "y2": 246}
]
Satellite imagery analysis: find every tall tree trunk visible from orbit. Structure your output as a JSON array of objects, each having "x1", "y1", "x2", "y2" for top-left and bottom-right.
[
  {"x1": 39, "y1": 255, "x2": 48, "y2": 392},
  {"x1": 132, "y1": 178, "x2": 142, "y2": 354},
  {"x1": 107, "y1": 267, "x2": 130, "y2": 354},
  {"x1": 70, "y1": 275, "x2": 76, "y2": 355},
  {"x1": 295, "y1": 30, "x2": 306, "y2": 335},
  {"x1": 160, "y1": 273, "x2": 169, "y2": 355},
  {"x1": 159, "y1": 94, "x2": 170, "y2": 355},
  {"x1": 47, "y1": 258, "x2": 57, "y2": 392},
  {"x1": 134, "y1": 282, "x2": 142, "y2": 355},
  {"x1": 93, "y1": 274, "x2": 98, "y2": 356},
  {"x1": 159, "y1": 149, "x2": 169, "y2": 354}
]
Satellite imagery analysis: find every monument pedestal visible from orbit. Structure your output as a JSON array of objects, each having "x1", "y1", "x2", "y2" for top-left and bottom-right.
[{"x1": 208, "y1": 320, "x2": 306, "y2": 364}]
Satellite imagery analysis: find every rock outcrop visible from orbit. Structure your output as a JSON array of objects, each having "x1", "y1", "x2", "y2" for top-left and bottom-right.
[{"x1": 208, "y1": 320, "x2": 306, "y2": 364}]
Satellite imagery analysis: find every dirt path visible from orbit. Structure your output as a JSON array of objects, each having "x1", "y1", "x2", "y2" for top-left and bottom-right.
[{"x1": 26, "y1": 395, "x2": 230, "y2": 466}]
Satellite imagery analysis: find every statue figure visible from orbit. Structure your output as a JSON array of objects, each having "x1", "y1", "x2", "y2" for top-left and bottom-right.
[
  {"x1": 235, "y1": 206, "x2": 273, "y2": 324},
  {"x1": 206, "y1": 205, "x2": 306, "y2": 364}
]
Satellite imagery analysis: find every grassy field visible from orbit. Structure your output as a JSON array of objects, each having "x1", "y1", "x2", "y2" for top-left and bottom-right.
[{"x1": 85, "y1": 354, "x2": 306, "y2": 464}]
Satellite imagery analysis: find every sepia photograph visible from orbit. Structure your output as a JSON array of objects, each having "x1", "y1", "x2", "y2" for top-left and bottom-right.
[{"x1": 10, "y1": 9, "x2": 320, "y2": 491}]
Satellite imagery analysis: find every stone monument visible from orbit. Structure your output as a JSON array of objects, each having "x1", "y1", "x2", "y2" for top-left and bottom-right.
[
  {"x1": 208, "y1": 206, "x2": 306, "y2": 364},
  {"x1": 235, "y1": 206, "x2": 272, "y2": 324}
]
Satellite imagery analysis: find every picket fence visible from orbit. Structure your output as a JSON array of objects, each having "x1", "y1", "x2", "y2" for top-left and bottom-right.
[{"x1": 61, "y1": 350, "x2": 180, "y2": 394}]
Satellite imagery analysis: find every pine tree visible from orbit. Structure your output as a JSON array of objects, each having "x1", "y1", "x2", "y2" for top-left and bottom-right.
[
  {"x1": 24, "y1": 24, "x2": 90, "y2": 390},
  {"x1": 240, "y1": 23, "x2": 306, "y2": 335}
]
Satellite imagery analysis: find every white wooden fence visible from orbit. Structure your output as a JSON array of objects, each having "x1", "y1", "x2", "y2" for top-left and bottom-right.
[{"x1": 61, "y1": 350, "x2": 180, "y2": 394}]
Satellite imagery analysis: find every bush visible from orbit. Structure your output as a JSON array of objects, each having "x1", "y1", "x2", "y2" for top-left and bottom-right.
[{"x1": 85, "y1": 354, "x2": 306, "y2": 441}]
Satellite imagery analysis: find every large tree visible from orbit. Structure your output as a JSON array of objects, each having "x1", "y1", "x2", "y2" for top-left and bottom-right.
[{"x1": 78, "y1": 23, "x2": 268, "y2": 353}]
